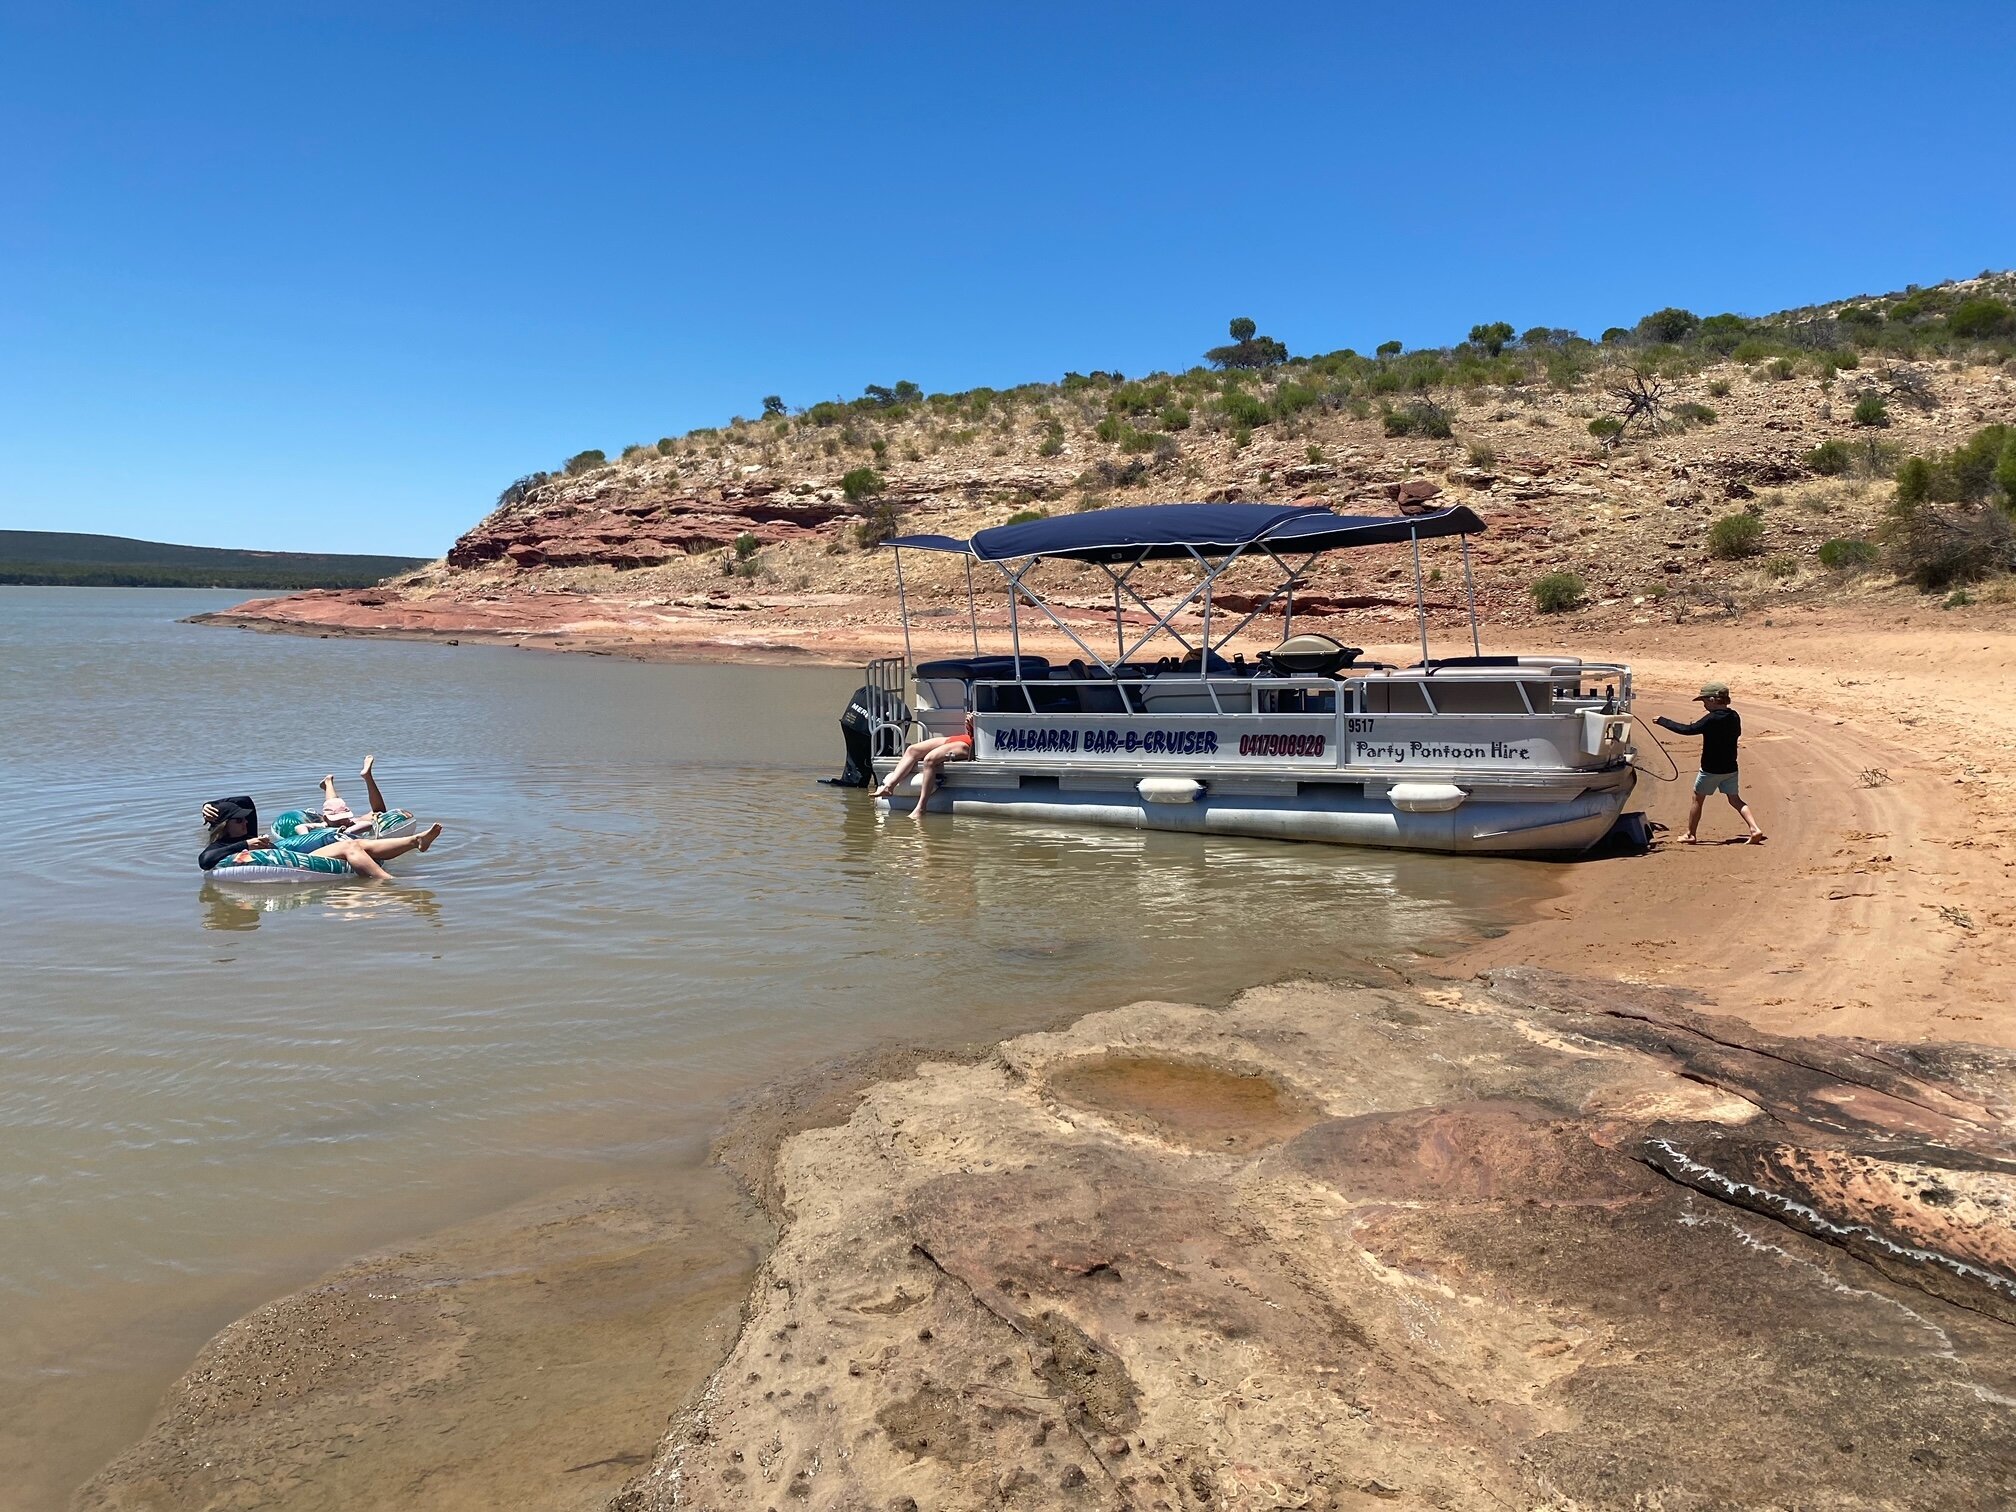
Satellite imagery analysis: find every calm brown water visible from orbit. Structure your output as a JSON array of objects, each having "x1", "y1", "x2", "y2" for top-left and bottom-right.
[{"x1": 0, "y1": 588, "x2": 1556, "y2": 1507}]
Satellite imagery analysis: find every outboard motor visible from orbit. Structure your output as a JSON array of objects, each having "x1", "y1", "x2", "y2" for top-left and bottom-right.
[{"x1": 829, "y1": 686, "x2": 909, "y2": 787}]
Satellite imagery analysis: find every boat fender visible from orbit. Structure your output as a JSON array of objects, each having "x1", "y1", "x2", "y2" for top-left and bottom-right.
[
  {"x1": 1388, "y1": 782, "x2": 1468, "y2": 813},
  {"x1": 1137, "y1": 777, "x2": 1204, "y2": 805}
]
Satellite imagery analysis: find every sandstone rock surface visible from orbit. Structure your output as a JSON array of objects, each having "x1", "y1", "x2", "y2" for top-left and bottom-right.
[{"x1": 623, "y1": 970, "x2": 2016, "y2": 1511}]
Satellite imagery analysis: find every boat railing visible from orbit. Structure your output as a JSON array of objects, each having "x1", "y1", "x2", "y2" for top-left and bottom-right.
[
  {"x1": 971, "y1": 674, "x2": 1342, "y2": 718},
  {"x1": 862, "y1": 655, "x2": 914, "y2": 754}
]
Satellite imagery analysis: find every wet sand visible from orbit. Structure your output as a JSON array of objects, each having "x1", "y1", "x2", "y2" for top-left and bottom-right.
[{"x1": 76, "y1": 607, "x2": 2016, "y2": 1509}]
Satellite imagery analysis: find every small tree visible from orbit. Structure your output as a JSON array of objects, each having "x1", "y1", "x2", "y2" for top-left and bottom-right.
[
  {"x1": 1205, "y1": 316, "x2": 1288, "y2": 369},
  {"x1": 1636, "y1": 307, "x2": 1701, "y2": 344},
  {"x1": 762, "y1": 394, "x2": 786, "y2": 418},
  {"x1": 563, "y1": 449, "x2": 607, "y2": 475},
  {"x1": 1469, "y1": 321, "x2": 1515, "y2": 358},
  {"x1": 1852, "y1": 393, "x2": 1890, "y2": 427},
  {"x1": 1376, "y1": 340, "x2": 1403, "y2": 358}
]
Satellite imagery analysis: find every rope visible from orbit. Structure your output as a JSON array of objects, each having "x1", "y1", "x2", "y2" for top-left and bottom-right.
[{"x1": 1628, "y1": 713, "x2": 1683, "y2": 783}]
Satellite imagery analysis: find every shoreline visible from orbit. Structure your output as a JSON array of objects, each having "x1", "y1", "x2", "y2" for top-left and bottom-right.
[{"x1": 78, "y1": 606, "x2": 2016, "y2": 1509}]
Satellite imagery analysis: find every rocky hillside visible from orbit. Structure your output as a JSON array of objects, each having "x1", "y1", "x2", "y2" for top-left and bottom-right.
[{"x1": 209, "y1": 272, "x2": 2016, "y2": 654}]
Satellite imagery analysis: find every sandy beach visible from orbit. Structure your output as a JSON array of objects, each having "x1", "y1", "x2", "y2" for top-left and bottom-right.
[{"x1": 79, "y1": 605, "x2": 2016, "y2": 1510}]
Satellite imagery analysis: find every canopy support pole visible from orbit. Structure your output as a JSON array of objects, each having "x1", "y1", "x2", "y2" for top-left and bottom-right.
[
  {"x1": 893, "y1": 547, "x2": 915, "y2": 671},
  {"x1": 964, "y1": 556, "x2": 980, "y2": 655},
  {"x1": 1098, "y1": 555, "x2": 1202, "y2": 662},
  {"x1": 1007, "y1": 563, "x2": 1021, "y2": 679},
  {"x1": 1460, "y1": 535, "x2": 1481, "y2": 656},
  {"x1": 1197, "y1": 548, "x2": 1213, "y2": 677},
  {"x1": 1410, "y1": 529, "x2": 1430, "y2": 667},
  {"x1": 996, "y1": 559, "x2": 1115, "y2": 675}
]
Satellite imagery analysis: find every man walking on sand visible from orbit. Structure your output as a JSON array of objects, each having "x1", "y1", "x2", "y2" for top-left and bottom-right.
[{"x1": 1656, "y1": 681, "x2": 1766, "y2": 845}]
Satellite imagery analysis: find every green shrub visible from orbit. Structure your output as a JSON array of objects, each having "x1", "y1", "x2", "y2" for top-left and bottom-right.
[
  {"x1": 1762, "y1": 554, "x2": 1798, "y2": 579},
  {"x1": 1217, "y1": 390, "x2": 1272, "y2": 428},
  {"x1": 1636, "y1": 308, "x2": 1701, "y2": 344},
  {"x1": 1671, "y1": 401, "x2": 1718, "y2": 426},
  {"x1": 1272, "y1": 381, "x2": 1321, "y2": 418},
  {"x1": 563, "y1": 449, "x2": 607, "y2": 475},
  {"x1": 1945, "y1": 588, "x2": 1976, "y2": 609},
  {"x1": 1767, "y1": 357, "x2": 1796, "y2": 381},
  {"x1": 1706, "y1": 377, "x2": 1732, "y2": 397},
  {"x1": 1587, "y1": 416, "x2": 1624, "y2": 441},
  {"x1": 1948, "y1": 297, "x2": 2014, "y2": 341},
  {"x1": 1117, "y1": 426, "x2": 1155, "y2": 454},
  {"x1": 1306, "y1": 444, "x2": 1325, "y2": 464},
  {"x1": 1804, "y1": 439, "x2": 1853, "y2": 475},
  {"x1": 1895, "y1": 455, "x2": 1933, "y2": 509},
  {"x1": 762, "y1": 395, "x2": 786, "y2": 418},
  {"x1": 1892, "y1": 425, "x2": 2016, "y2": 509},
  {"x1": 1376, "y1": 340, "x2": 1403, "y2": 358},
  {"x1": 1707, "y1": 513, "x2": 1765, "y2": 559},
  {"x1": 1532, "y1": 571, "x2": 1586, "y2": 613},
  {"x1": 840, "y1": 467, "x2": 885, "y2": 503},
  {"x1": 1160, "y1": 405, "x2": 1191, "y2": 431},
  {"x1": 1818, "y1": 537, "x2": 1878, "y2": 570},
  {"x1": 1852, "y1": 393, "x2": 1890, "y2": 427},
  {"x1": 1383, "y1": 400, "x2": 1451, "y2": 439},
  {"x1": 1466, "y1": 440, "x2": 1497, "y2": 467},
  {"x1": 733, "y1": 532, "x2": 760, "y2": 560},
  {"x1": 1004, "y1": 508, "x2": 1049, "y2": 526},
  {"x1": 805, "y1": 401, "x2": 845, "y2": 427},
  {"x1": 656, "y1": 437, "x2": 679, "y2": 455},
  {"x1": 1037, "y1": 432, "x2": 1064, "y2": 457}
]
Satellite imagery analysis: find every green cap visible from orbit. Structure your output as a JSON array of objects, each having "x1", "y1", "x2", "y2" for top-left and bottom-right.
[{"x1": 1695, "y1": 681, "x2": 1730, "y2": 701}]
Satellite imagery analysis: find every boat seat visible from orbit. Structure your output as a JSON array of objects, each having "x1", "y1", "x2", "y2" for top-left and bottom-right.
[
  {"x1": 1077, "y1": 685, "x2": 1130, "y2": 713},
  {"x1": 1141, "y1": 683, "x2": 1251, "y2": 714}
]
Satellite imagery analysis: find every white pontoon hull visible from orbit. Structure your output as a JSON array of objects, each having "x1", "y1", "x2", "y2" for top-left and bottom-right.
[{"x1": 875, "y1": 766, "x2": 1636, "y2": 855}]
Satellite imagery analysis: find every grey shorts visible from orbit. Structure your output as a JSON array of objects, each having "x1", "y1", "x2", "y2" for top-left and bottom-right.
[{"x1": 1694, "y1": 769, "x2": 1743, "y2": 799}]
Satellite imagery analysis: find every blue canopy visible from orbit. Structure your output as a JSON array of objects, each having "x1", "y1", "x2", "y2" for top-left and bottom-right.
[
  {"x1": 881, "y1": 532, "x2": 971, "y2": 553},
  {"x1": 886, "y1": 502, "x2": 1485, "y2": 563}
]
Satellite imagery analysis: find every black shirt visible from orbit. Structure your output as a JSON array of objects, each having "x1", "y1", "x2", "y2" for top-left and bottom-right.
[
  {"x1": 198, "y1": 835, "x2": 265, "y2": 870},
  {"x1": 1656, "y1": 707, "x2": 1741, "y2": 774}
]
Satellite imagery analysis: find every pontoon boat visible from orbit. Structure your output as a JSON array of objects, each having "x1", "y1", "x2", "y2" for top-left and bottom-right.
[{"x1": 835, "y1": 502, "x2": 1637, "y2": 854}]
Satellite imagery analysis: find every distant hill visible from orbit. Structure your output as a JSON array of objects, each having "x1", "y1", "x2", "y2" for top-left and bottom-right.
[{"x1": 0, "y1": 531, "x2": 429, "y2": 589}]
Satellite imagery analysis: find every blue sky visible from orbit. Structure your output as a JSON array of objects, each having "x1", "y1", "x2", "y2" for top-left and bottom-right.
[{"x1": 3, "y1": 2, "x2": 2012, "y2": 556}]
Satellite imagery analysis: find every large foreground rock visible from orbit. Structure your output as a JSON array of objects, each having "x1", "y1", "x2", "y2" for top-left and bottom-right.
[{"x1": 625, "y1": 970, "x2": 2016, "y2": 1510}]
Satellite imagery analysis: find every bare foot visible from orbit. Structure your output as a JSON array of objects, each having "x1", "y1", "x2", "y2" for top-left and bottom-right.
[
  {"x1": 360, "y1": 754, "x2": 376, "y2": 780},
  {"x1": 1747, "y1": 832, "x2": 1768, "y2": 844},
  {"x1": 417, "y1": 822, "x2": 443, "y2": 852},
  {"x1": 871, "y1": 784, "x2": 893, "y2": 800},
  {"x1": 1679, "y1": 834, "x2": 1700, "y2": 845},
  {"x1": 321, "y1": 774, "x2": 336, "y2": 794}
]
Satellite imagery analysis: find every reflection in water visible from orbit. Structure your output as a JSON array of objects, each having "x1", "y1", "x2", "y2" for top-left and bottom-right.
[
  {"x1": 0, "y1": 588, "x2": 1559, "y2": 1507},
  {"x1": 200, "y1": 880, "x2": 445, "y2": 931}
]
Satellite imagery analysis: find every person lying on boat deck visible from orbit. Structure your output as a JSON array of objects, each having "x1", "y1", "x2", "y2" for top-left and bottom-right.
[
  {"x1": 871, "y1": 719, "x2": 974, "y2": 823},
  {"x1": 1654, "y1": 681, "x2": 1766, "y2": 845}
]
